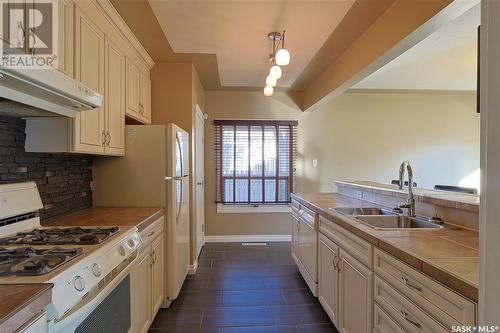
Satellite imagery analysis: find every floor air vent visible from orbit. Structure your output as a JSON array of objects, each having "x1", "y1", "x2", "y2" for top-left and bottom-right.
[{"x1": 242, "y1": 242, "x2": 267, "y2": 246}]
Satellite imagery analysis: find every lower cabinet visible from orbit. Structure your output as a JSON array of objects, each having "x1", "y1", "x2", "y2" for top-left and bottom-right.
[
  {"x1": 130, "y1": 249, "x2": 152, "y2": 333},
  {"x1": 374, "y1": 303, "x2": 406, "y2": 333},
  {"x1": 297, "y1": 212, "x2": 318, "y2": 295},
  {"x1": 318, "y1": 234, "x2": 339, "y2": 326},
  {"x1": 338, "y1": 248, "x2": 373, "y2": 333},
  {"x1": 151, "y1": 234, "x2": 165, "y2": 316},
  {"x1": 291, "y1": 212, "x2": 300, "y2": 264},
  {"x1": 17, "y1": 312, "x2": 48, "y2": 333},
  {"x1": 130, "y1": 229, "x2": 165, "y2": 333}
]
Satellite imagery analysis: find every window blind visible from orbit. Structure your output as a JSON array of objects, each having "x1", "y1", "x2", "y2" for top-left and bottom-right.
[{"x1": 214, "y1": 119, "x2": 298, "y2": 205}]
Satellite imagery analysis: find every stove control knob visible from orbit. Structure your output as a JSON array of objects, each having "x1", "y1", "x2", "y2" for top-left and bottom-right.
[
  {"x1": 118, "y1": 245, "x2": 127, "y2": 256},
  {"x1": 127, "y1": 238, "x2": 137, "y2": 249},
  {"x1": 90, "y1": 263, "x2": 102, "y2": 277},
  {"x1": 73, "y1": 276, "x2": 85, "y2": 292}
]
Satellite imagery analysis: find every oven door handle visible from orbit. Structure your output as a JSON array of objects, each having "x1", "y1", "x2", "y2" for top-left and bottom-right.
[{"x1": 50, "y1": 254, "x2": 138, "y2": 333}]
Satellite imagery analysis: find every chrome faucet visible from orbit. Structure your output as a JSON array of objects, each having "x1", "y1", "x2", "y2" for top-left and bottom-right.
[{"x1": 397, "y1": 161, "x2": 416, "y2": 216}]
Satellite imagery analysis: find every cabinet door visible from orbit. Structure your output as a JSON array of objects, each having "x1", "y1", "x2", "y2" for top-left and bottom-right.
[
  {"x1": 131, "y1": 249, "x2": 151, "y2": 333},
  {"x1": 56, "y1": 0, "x2": 74, "y2": 75},
  {"x1": 318, "y1": 234, "x2": 339, "y2": 327},
  {"x1": 74, "y1": 4, "x2": 105, "y2": 153},
  {"x1": 298, "y1": 219, "x2": 317, "y2": 282},
  {"x1": 126, "y1": 58, "x2": 140, "y2": 118},
  {"x1": 291, "y1": 213, "x2": 300, "y2": 263},
  {"x1": 151, "y1": 233, "x2": 165, "y2": 317},
  {"x1": 338, "y1": 249, "x2": 373, "y2": 333},
  {"x1": 104, "y1": 37, "x2": 125, "y2": 156},
  {"x1": 140, "y1": 71, "x2": 151, "y2": 123}
]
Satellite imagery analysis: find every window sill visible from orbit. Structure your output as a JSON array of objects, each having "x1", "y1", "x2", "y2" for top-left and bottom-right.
[{"x1": 216, "y1": 204, "x2": 291, "y2": 214}]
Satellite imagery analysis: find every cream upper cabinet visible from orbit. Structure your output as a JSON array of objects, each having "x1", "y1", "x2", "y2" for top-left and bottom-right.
[
  {"x1": 338, "y1": 248, "x2": 373, "y2": 333},
  {"x1": 74, "y1": 4, "x2": 105, "y2": 153},
  {"x1": 104, "y1": 37, "x2": 125, "y2": 156},
  {"x1": 125, "y1": 58, "x2": 151, "y2": 124},
  {"x1": 56, "y1": 0, "x2": 74, "y2": 75},
  {"x1": 126, "y1": 58, "x2": 140, "y2": 118},
  {"x1": 318, "y1": 233, "x2": 339, "y2": 327},
  {"x1": 140, "y1": 71, "x2": 151, "y2": 123},
  {"x1": 151, "y1": 233, "x2": 165, "y2": 316}
]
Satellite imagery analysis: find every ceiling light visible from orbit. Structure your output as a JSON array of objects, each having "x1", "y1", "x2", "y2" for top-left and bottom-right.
[
  {"x1": 264, "y1": 86, "x2": 273, "y2": 97},
  {"x1": 269, "y1": 65, "x2": 282, "y2": 79},
  {"x1": 275, "y1": 48, "x2": 290, "y2": 66},
  {"x1": 266, "y1": 75, "x2": 277, "y2": 87},
  {"x1": 263, "y1": 30, "x2": 290, "y2": 96}
]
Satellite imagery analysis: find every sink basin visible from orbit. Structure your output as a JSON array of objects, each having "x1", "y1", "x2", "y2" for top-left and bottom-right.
[
  {"x1": 331, "y1": 207, "x2": 396, "y2": 216},
  {"x1": 331, "y1": 206, "x2": 446, "y2": 230},
  {"x1": 355, "y1": 215, "x2": 444, "y2": 229}
]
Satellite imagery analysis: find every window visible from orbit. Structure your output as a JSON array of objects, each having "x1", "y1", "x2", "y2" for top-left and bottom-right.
[{"x1": 214, "y1": 119, "x2": 298, "y2": 205}]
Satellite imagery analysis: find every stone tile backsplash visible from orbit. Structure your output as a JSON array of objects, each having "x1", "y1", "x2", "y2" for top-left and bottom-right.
[{"x1": 0, "y1": 115, "x2": 92, "y2": 219}]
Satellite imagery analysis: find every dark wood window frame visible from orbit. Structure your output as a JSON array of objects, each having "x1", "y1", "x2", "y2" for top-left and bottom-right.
[{"x1": 214, "y1": 119, "x2": 298, "y2": 205}]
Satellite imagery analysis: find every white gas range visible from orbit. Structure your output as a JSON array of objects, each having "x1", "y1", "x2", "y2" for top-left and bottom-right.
[{"x1": 0, "y1": 182, "x2": 142, "y2": 333}]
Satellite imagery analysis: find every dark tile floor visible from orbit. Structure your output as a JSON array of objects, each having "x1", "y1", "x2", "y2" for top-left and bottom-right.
[{"x1": 149, "y1": 242, "x2": 339, "y2": 333}]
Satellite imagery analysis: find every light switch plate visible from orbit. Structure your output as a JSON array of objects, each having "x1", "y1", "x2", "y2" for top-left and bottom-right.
[{"x1": 312, "y1": 159, "x2": 318, "y2": 168}]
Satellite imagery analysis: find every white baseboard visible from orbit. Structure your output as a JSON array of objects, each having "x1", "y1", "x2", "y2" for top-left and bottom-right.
[
  {"x1": 204, "y1": 234, "x2": 292, "y2": 243},
  {"x1": 187, "y1": 260, "x2": 198, "y2": 274}
]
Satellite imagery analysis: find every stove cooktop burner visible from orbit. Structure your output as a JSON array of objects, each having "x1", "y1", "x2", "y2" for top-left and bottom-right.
[
  {"x1": 0, "y1": 247, "x2": 82, "y2": 276},
  {"x1": 0, "y1": 227, "x2": 120, "y2": 246}
]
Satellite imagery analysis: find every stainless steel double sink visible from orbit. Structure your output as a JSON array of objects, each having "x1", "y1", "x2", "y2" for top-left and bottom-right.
[{"x1": 331, "y1": 207, "x2": 446, "y2": 230}]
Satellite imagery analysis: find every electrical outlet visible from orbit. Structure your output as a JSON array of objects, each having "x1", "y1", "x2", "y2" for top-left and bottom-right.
[{"x1": 312, "y1": 159, "x2": 318, "y2": 168}]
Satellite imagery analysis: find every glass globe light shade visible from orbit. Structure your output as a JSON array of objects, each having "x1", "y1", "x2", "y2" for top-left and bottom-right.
[
  {"x1": 269, "y1": 65, "x2": 282, "y2": 79},
  {"x1": 264, "y1": 85, "x2": 274, "y2": 97},
  {"x1": 265, "y1": 75, "x2": 277, "y2": 87},
  {"x1": 275, "y1": 48, "x2": 290, "y2": 66}
]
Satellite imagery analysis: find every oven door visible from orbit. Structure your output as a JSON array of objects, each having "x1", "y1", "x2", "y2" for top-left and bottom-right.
[{"x1": 49, "y1": 259, "x2": 134, "y2": 333}]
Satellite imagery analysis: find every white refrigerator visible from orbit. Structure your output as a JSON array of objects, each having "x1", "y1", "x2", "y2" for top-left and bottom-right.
[{"x1": 93, "y1": 124, "x2": 190, "y2": 305}]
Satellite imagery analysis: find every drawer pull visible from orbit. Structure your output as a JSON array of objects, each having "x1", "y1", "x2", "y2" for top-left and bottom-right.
[
  {"x1": 401, "y1": 276, "x2": 422, "y2": 292},
  {"x1": 400, "y1": 310, "x2": 421, "y2": 329},
  {"x1": 333, "y1": 255, "x2": 340, "y2": 270},
  {"x1": 147, "y1": 231, "x2": 154, "y2": 237}
]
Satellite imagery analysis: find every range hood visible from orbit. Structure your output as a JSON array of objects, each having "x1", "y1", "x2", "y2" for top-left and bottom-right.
[{"x1": 0, "y1": 66, "x2": 103, "y2": 118}]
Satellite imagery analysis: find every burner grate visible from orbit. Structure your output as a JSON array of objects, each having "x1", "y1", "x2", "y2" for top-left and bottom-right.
[
  {"x1": 0, "y1": 227, "x2": 120, "y2": 246},
  {"x1": 0, "y1": 247, "x2": 82, "y2": 276}
]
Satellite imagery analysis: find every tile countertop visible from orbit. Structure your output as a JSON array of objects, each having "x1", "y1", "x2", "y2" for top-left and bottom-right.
[
  {"x1": 336, "y1": 180, "x2": 480, "y2": 213},
  {"x1": 291, "y1": 192, "x2": 479, "y2": 302},
  {"x1": 42, "y1": 207, "x2": 165, "y2": 231},
  {"x1": 0, "y1": 284, "x2": 53, "y2": 332}
]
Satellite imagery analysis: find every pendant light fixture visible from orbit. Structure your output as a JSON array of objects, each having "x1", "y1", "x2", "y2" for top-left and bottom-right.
[{"x1": 263, "y1": 30, "x2": 290, "y2": 96}]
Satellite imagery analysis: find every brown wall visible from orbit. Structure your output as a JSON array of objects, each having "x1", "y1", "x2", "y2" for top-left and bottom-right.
[{"x1": 204, "y1": 91, "x2": 302, "y2": 236}]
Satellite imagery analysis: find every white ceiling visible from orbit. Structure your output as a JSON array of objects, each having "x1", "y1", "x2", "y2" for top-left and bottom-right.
[
  {"x1": 352, "y1": 4, "x2": 480, "y2": 91},
  {"x1": 148, "y1": 0, "x2": 355, "y2": 88}
]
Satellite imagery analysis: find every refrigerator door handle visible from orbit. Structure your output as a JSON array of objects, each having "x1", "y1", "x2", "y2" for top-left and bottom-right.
[{"x1": 165, "y1": 176, "x2": 185, "y2": 181}]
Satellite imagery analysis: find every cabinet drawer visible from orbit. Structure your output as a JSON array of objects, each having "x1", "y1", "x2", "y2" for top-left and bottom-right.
[
  {"x1": 319, "y1": 216, "x2": 373, "y2": 268},
  {"x1": 299, "y1": 206, "x2": 317, "y2": 228},
  {"x1": 375, "y1": 276, "x2": 448, "y2": 333},
  {"x1": 291, "y1": 199, "x2": 301, "y2": 211},
  {"x1": 140, "y1": 217, "x2": 165, "y2": 246},
  {"x1": 374, "y1": 303, "x2": 406, "y2": 333},
  {"x1": 374, "y1": 248, "x2": 475, "y2": 327}
]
